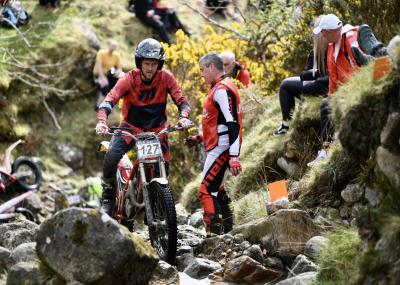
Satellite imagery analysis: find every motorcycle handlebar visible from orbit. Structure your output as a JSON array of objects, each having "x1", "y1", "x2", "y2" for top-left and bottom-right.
[{"x1": 106, "y1": 122, "x2": 194, "y2": 140}]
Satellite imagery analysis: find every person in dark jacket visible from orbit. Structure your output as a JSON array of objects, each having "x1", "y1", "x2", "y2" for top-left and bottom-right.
[{"x1": 134, "y1": 0, "x2": 190, "y2": 44}]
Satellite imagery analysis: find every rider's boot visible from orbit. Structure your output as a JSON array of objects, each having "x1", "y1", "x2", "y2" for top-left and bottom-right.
[
  {"x1": 101, "y1": 179, "x2": 115, "y2": 216},
  {"x1": 217, "y1": 187, "x2": 234, "y2": 233},
  {"x1": 205, "y1": 214, "x2": 222, "y2": 237},
  {"x1": 220, "y1": 202, "x2": 234, "y2": 233}
]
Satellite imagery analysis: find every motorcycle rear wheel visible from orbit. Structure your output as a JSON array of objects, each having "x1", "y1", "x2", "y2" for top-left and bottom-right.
[
  {"x1": 11, "y1": 156, "x2": 42, "y2": 191},
  {"x1": 148, "y1": 181, "x2": 177, "y2": 264}
]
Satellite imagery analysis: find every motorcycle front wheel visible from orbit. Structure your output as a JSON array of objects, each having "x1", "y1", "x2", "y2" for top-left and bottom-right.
[
  {"x1": 11, "y1": 156, "x2": 42, "y2": 191},
  {"x1": 148, "y1": 181, "x2": 177, "y2": 264}
]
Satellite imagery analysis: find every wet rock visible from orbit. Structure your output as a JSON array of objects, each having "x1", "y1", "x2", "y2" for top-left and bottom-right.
[
  {"x1": 0, "y1": 220, "x2": 38, "y2": 250},
  {"x1": 177, "y1": 252, "x2": 195, "y2": 272},
  {"x1": 177, "y1": 245, "x2": 193, "y2": 256},
  {"x1": 183, "y1": 257, "x2": 222, "y2": 279},
  {"x1": 341, "y1": 184, "x2": 364, "y2": 203},
  {"x1": 232, "y1": 210, "x2": 321, "y2": 258},
  {"x1": 233, "y1": 233, "x2": 244, "y2": 244},
  {"x1": 243, "y1": 244, "x2": 264, "y2": 264},
  {"x1": 25, "y1": 192, "x2": 43, "y2": 214},
  {"x1": 189, "y1": 211, "x2": 204, "y2": 228},
  {"x1": 288, "y1": 254, "x2": 318, "y2": 277},
  {"x1": 36, "y1": 207, "x2": 158, "y2": 284},
  {"x1": 376, "y1": 146, "x2": 400, "y2": 186},
  {"x1": 239, "y1": 240, "x2": 251, "y2": 250},
  {"x1": 175, "y1": 203, "x2": 189, "y2": 225},
  {"x1": 304, "y1": 236, "x2": 327, "y2": 262},
  {"x1": 10, "y1": 242, "x2": 37, "y2": 264},
  {"x1": 0, "y1": 246, "x2": 12, "y2": 271},
  {"x1": 57, "y1": 142, "x2": 84, "y2": 170},
  {"x1": 177, "y1": 224, "x2": 203, "y2": 248},
  {"x1": 365, "y1": 187, "x2": 383, "y2": 207},
  {"x1": 224, "y1": 255, "x2": 282, "y2": 283},
  {"x1": 276, "y1": 271, "x2": 317, "y2": 285},
  {"x1": 148, "y1": 261, "x2": 179, "y2": 285},
  {"x1": 264, "y1": 257, "x2": 285, "y2": 270}
]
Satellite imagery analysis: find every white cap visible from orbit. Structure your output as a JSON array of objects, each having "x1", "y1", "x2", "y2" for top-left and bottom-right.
[{"x1": 313, "y1": 14, "x2": 343, "y2": 34}]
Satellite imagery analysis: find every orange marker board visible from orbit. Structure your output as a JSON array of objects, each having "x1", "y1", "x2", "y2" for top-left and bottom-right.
[
  {"x1": 267, "y1": 179, "x2": 288, "y2": 202},
  {"x1": 373, "y1": 56, "x2": 392, "y2": 81}
]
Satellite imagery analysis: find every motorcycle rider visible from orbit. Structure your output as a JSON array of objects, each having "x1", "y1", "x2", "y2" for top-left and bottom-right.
[
  {"x1": 186, "y1": 52, "x2": 242, "y2": 236},
  {"x1": 95, "y1": 38, "x2": 192, "y2": 216}
]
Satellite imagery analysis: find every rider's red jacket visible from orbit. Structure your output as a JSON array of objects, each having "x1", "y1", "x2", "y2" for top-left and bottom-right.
[{"x1": 98, "y1": 69, "x2": 191, "y2": 129}]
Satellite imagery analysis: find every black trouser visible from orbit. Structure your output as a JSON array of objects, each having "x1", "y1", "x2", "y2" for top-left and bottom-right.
[
  {"x1": 138, "y1": 15, "x2": 171, "y2": 44},
  {"x1": 279, "y1": 76, "x2": 328, "y2": 121},
  {"x1": 320, "y1": 97, "x2": 334, "y2": 142}
]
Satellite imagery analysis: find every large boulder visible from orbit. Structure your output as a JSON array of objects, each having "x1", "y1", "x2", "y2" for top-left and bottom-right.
[
  {"x1": 36, "y1": 207, "x2": 158, "y2": 284},
  {"x1": 0, "y1": 220, "x2": 38, "y2": 250},
  {"x1": 231, "y1": 210, "x2": 321, "y2": 258}
]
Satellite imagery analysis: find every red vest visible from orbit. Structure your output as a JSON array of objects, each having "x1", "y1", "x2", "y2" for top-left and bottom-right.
[
  {"x1": 327, "y1": 26, "x2": 360, "y2": 95},
  {"x1": 202, "y1": 77, "x2": 242, "y2": 152}
]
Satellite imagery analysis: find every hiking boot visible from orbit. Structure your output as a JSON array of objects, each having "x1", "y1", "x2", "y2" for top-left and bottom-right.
[
  {"x1": 101, "y1": 180, "x2": 115, "y2": 216},
  {"x1": 307, "y1": 149, "x2": 328, "y2": 167},
  {"x1": 273, "y1": 124, "x2": 289, "y2": 136}
]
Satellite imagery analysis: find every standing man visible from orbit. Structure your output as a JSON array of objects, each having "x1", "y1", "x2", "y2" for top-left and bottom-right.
[
  {"x1": 93, "y1": 40, "x2": 124, "y2": 110},
  {"x1": 220, "y1": 51, "x2": 250, "y2": 87},
  {"x1": 95, "y1": 38, "x2": 192, "y2": 215},
  {"x1": 186, "y1": 52, "x2": 242, "y2": 237}
]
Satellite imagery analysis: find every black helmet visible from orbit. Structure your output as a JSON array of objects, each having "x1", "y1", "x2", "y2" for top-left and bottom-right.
[{"x1": 135, "y1": 38, "x2": 165, "y2": 70}]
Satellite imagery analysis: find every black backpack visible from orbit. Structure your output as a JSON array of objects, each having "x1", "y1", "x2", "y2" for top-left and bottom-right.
[{"x1": 358, "y1": 24, "x2": 387, "y2": 57}]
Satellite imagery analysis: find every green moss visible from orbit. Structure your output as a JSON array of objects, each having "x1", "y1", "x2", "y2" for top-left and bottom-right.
[
  {"x1": 70, "y1": 220, "x2": 89, "y2": 244},
  {"x1": 315, "y1": 229, "x2": 361, "y2": 285},
  {"x1": 357, "y1": 246, "x2": 390, "y2": 284},
  {"x1": 234, "y1": 190, "x2": 268, "y2": 224}
]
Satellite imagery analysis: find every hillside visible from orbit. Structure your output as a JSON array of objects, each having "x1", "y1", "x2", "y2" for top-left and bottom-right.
[{"x1": 0, "y1": 0, "x2": 400, "y2": 284}]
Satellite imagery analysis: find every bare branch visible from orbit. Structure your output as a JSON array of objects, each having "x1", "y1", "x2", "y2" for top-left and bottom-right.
[
  {"x1": 0, "y1": 18, "x2": 31, "y2": 47},
  {"x1": 180, "y1": 0, "x2": 251, "y2": 41},
  {"x1": 42, "y1": 96, "x2": 62, "y2": 130}
]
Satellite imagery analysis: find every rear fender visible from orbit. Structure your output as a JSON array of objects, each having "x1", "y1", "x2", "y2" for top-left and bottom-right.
[{"x1": 150, "y1": 178, "x2": 168, "y2": 186}]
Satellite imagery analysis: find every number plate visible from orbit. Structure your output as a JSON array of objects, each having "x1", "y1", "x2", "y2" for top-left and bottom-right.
[{"x1": 136, "y1": 142, "x2": 162, "y2": 159}]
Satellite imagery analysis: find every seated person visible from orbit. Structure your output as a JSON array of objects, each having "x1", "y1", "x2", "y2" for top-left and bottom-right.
[
  {"x1": 93, "y1": 40, "x2": 124, "y2": 111},
  {"x1": 197, "y1": 0, "x2": 243, "y2": 22},
  {"x1": 0, "y1": 0, "x2": 29, "y2": 27},
  {"x1": 273, "y1": 16, "x2": 329, "y2": 136},
  {"x1": 220, "y1": 51, "x2": 251, "y2": 87},
  {"x1": 134, "y1": 0, "x2": 191, "y2": 44}
]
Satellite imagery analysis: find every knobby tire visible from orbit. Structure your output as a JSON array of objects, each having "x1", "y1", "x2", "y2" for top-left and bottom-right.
[{"x1": 148, "y1": 181, "x2": 177, "y2": 264}]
